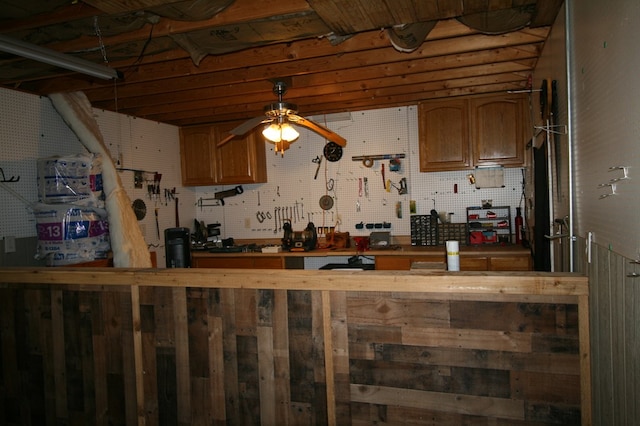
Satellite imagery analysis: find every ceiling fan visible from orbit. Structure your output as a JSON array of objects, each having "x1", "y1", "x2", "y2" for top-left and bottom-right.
[{"x1": 217, "y1": 80, "x2": 347, "y2": 155}]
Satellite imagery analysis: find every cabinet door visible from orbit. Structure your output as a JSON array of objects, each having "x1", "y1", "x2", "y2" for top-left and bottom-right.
[
  {"x1": 376, "y1": 255, "x2": 445, "y2": 270},
  {"x1": 180, "y1": 126, "x2": 216, "y2": 186},
  {"x1": 214, "y1": 122, "x2": 267, "y2": 184},
  {"x1": 460, "y1": 257, "x2": 488, "y2": 271},
  {"x1": 375, "y1": 256, "x2": 412, "y2": 270},
  {"x1": 470, "y1": 95, "x2": 525, "y2": 167},
  {"x1": 489, "y1": 255, "x2": 531, "y2": 271},
  {"x1": 418, "y1": 100, "x2": 471, "y2": 171}
]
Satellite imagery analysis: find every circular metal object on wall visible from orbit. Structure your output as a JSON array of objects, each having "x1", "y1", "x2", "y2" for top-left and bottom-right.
[
  {"x1": 132, "y1": 198, "x2": 147, "y2": 220},
  {"x1": 319, "y1": 195, "x2": 334, "y2": 210}
]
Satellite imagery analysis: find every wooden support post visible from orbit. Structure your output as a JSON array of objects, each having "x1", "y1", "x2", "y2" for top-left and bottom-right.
[
  {"x1": 173, "y1": 287, "x2": 191, "y2": 424},
  {"x1": 578, "y1": 294, "x2": 592, "y2": 426},
  {"x1": 130, "y1": 285, "x2": 146, "y2": 425},
  {"x1": 322, "y1": 290, "x2": 336, "y2": 426}
]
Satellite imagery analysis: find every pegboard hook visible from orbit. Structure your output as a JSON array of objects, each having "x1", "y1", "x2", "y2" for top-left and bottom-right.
[{"x1": 0, "y1": 167, "x2": 20, "y2": 183}]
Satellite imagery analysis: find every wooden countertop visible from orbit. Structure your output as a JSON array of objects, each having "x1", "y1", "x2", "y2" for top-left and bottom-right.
[
  {"x1": 192, "y1": 243, "x2": 531, "y2": 258},
  {"x1": 0, "y1": 267, "x2": 584, "y2": 296}
]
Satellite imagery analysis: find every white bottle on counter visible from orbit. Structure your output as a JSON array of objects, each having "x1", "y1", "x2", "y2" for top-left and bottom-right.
[{"x1": 446, "y1": 240, "x2": 460, "y2": 271}]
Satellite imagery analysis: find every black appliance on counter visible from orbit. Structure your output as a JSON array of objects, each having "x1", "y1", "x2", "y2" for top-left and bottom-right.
[
  {"x1": 282, "y1": 221, "x2": 317, "y2": 252},
  {"x1": 165, "y1": 227, "x2": 191, "y2": 268}
]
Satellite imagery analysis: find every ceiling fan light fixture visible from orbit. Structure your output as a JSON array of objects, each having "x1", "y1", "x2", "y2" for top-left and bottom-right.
[{"x1": 263, "y1": 122, "x2": 299, "y2": 142}]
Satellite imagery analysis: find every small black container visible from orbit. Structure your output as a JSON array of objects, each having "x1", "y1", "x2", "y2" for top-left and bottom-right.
[{"x1": 165, "y1": 227, "x2": 191, "y2": 268}]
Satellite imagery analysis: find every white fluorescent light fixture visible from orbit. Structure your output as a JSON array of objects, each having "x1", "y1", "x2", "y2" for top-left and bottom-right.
[{"x1": 0, "y1": 34, "x2": 121, "y2": 80}]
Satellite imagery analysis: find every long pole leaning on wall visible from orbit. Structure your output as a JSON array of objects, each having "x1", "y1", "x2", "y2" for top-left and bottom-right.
[{"x1": 565, "y1": 1, "x2": 576, "y2": 273}]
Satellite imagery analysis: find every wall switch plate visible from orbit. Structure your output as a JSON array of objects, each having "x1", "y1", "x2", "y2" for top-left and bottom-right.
[{"x1": 4, "y1": 236, "x2": 16, "y2": 253}]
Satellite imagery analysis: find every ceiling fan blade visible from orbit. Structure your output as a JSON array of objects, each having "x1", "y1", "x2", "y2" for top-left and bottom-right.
[
  {"x1": 217, "y1": 115, "x2": 270, "y2": 147},
  {"x1": 290, "y1": 115, "x2": 347, "y2": 147}
]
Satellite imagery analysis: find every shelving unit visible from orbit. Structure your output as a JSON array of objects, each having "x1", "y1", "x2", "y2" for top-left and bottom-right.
[{"x1": 467, "y1": 206, "x2": 512, "y2": 244}]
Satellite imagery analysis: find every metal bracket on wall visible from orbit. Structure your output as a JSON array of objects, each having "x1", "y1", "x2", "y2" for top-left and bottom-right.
[{"x1": 195, "y1": 198, "x2": 223, "y2": 209}]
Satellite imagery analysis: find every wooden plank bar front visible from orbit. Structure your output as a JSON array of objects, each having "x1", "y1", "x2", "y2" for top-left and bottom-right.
[{"x1": 0, "y1": 268, "x2": 590, "y2": 425}]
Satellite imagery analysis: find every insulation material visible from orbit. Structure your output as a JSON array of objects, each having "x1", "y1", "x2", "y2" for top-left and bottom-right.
[
  {"x1": 474, "y1": 167, "x2": 505, "y2": 188},
  {"x1": 34, "y1": 204, "x2": 110, "y2": 266},
  {"x1": 37, "y1": 154, "x2": 104, "y2": 207},
  {"x1": 48, "y1": 92, "x2": 151, "y2": 268}
]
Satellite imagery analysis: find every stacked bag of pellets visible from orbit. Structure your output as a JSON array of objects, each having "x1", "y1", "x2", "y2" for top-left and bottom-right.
[{"x1": 34, "y1": 153, "x2": 110, "y2": 266}]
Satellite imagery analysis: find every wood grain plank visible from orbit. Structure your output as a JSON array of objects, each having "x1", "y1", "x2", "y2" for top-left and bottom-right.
[
  {"x1": 38, "y1": 290, "x2": 57, "y2": 424},
  {"x1": 220, "y1": 288, "x2": 240, "y2": 421},
  {"x1": 235, "y1": 288, "x2": 257, "y2": 335},
  {"x1": 272, "y1": 290, "x2": 291, "y2": 425},
  {"x1": 321, "y1": 291, "x2": 336, "y2": 426},
  {"x1": 365, "y1": 343, "x2": 580, "y2": 375},
  {"x1": 311, "y1": 290, "x2": 328, "y2": 425},
  {"x1": 257, "y1": 326, "x2": 276, "y2": 425},
  {"x1": 209, "y1": 316, "x2": 226, "y2": 423},
  {"x1": 119, "y1": 291, "x2": 138, "y2": 425},
  {"x1": 330, "y1": 291, "x2": 352, "y2": 420},
  {"x1": 579, "y1": 293, "x2": 593, "y2": 426},
  {"x1": 236, "y1": 335, "x2": 260, "y2": 424},
  {"x1": 172, "y1": 287, "x2": 191, "y2": 424},
  {"x1": 0, "y1": 289, "x2": 18, "y2": 416},
  {"x1": 141, "y1": 319, "x2": 159, "y2": 425},
  {"x1": 450, "y1": 301, "x2": 573, "y2": 333},
  {"x1": 78, "y1": 292, "x2": 97, "y2": 422},
  {"x1": 0, "y1": 268, "x2": 589, "y2": 297},
  {"x1": 347, "y1": 296, "x2": 450, "y2": 327},
  {"x1": 130, "y1": 285, "x2": 146, "y2": 425},
  {"x1": 102, "y1": 292, "x2": 126, "y2": 425},
  {"x1": 350, "y1": 384, "x2": 524, "y2": 420},
  {"x1": 51, "y1": 289, "x2": 68, "y2": 419},
  {"x1": 153, "y1": 287, "x2": 175, "y2": 348},
  {"x1": 510, "y1": 371, "x2": 580, "y2": 405},
  {"x1": 403, "y1": 326, "x2": 532, "y2": 352}
]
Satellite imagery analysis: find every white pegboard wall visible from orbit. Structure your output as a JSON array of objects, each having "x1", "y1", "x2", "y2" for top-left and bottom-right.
[
  {"x1": 0, "y1": 90, "x2": 85, "y2": 238},
  {"x1": 0, "y1": 89, "x2": 188, "y2": 268},
  {"x1": 1, "y1": 88, "x2": 525, "y2": 251},
  {"x1": 195, "y1": 107, "x2": 414, "y2": 240},
  {"x1": 94, "y1": 110, "x2": 185, "y2": 267},
  {"x1": 195, "y1": 105, "x2": 525, "y2": 242}
]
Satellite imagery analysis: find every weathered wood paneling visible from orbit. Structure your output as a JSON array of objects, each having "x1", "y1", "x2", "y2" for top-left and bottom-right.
[{"x1": 0, "y1": 269, "x2": 588, "y2": 425}]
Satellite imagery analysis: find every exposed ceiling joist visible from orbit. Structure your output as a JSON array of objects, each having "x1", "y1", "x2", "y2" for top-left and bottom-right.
[{"x1": 0, "y1": 0, "x2": 564, "y2": 128}]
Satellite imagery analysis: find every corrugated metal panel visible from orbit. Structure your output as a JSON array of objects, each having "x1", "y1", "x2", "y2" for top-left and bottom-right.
[
  {"x1": 582, "y1": 237, "x2": 640, "y2": 426},
  {"x1": 571, "y1": 0, "x2": 640, "y2": 260}
]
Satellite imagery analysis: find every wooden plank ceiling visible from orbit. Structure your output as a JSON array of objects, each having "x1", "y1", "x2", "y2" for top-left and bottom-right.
[{"x1": 0, "y1": 0, "x2": 564, "y2": 128}]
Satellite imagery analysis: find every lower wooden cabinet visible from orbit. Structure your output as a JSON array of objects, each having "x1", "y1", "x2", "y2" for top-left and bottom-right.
[
  {"x1": 460, "y1": 256, "x2": 489, "y2": 271},
  {"x1": 192, "y1": 251, "x2": 532, "y2": 271},
  {"x1": 375, "y1": 255, "x2": 445, "y2": 270},
  {"x1": 375, "y1": 252, "x2": 531, "y2": 271},
  {"x1": 489, "y1": 255, "x2": 532, "y2": 271},
  {"x1": 192, "y1": 256, "x2": 284, "y2": 269}
]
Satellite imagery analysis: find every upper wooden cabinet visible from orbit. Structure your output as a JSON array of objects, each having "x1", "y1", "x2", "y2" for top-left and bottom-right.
[
  {"x1": 470, "y1": 95, "x2": 526, "y2": 167},
  {"x1": 180, "y1": 123, "x2": 267, "y2": 186},
  {"x1": 418, "y1": 99, "x2": 471, "y2": 171},
  {"x1": 419, "y1": 94, "x2": 527, "y2": 172},
  {"x1": 180, "y1": 125, "x2": 216, "y2": 186}
]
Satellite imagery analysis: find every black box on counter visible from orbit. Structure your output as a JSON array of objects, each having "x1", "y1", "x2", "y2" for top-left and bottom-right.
[
  {"x1": 437, "y1": 223, "x2": 468, "y2": 246},
  {"x1": 410, "y1": 215, "x2": 438, "y2": 246}
]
